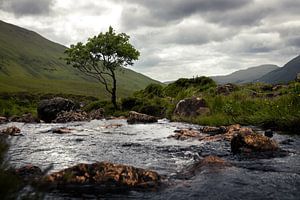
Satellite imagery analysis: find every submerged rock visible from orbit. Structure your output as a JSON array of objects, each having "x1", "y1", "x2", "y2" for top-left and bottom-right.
[
  {"x1": 43, "y1": 162, "x2": 161, "y2": 190},
  {"x1": 37, "y1": 97, "x2": 79, "y2": 123},
  {"x1": 52, "y1": 111, "x2": 88, "y2": 123},
  {"x1": 231, "y1": 131, "x2": 278, "y2": 154},
  {"x1": 174, "y1": 97, "x2": 210, "y2": 117},
  {"x1": 169, "y1": 129, "x2": 201, "y2": 140},
  {"x1": 0, "y1": 126, "x2": 21, "y2": 136},
  {"x1": 179, "y1": 156, "x2": 230, "y2": 178},
  {"x1": 13, "y1": 164, "x2": 43, "y2": 181},
  {"x1": 127, "y1": 111, "x2": 157, "y2": 124},
  {"x1": 52, "y1": 128, "x2": 73, "y2": 134},
  {"x1": 264, "y1": 129, "x2": 274, "y2": 138}
]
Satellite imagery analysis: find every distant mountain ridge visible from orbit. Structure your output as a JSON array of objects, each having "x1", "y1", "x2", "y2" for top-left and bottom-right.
[
  {"x1": 257, "y1": 55, "x2": 300, "y2": 84},
  {"x1": 0, "y1": 20, "x2": 161, "y2": 98},
  {"x1": 211, "y1": 64, "x2": 279, "y2": 84}
]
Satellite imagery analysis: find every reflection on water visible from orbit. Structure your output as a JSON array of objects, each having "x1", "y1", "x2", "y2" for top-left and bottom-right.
[{"x1": 1, "y1": 119, "x2": 300, "y2": 199}]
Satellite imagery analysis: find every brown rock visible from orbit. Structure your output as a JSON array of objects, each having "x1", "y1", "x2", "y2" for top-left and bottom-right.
[
  {"x1": 181, "y1": 156, "x2": 230, "y2": 178},
  {"x1": 0, "y1": 116, "x2": 7, "y2": 124},
  {"x1": 13, "y1": 164, "x2": 43, "y2": 181},
  {"x1": 102, "y1": 124, "x2": 123, "y2": 129},
  {"x1": 169, "y1": 129, "x2": 201, "y2": 140},
  {"x1": 43, "y1": 162, "x2": 161, "y2": 189},
  {"x1": 10, "y1": 113, "x2": 39, "y2": 123},
  {"x1": 127, "y1": 111, "x2": 157, "y2": 124},
  {"x1": 1, "y1": 126, "x2": 21, "y2": 136},
  {"x1": 231, "y1": 131, "x2": 279, "y2": 154},
  {"x1": 174, "y1": 97, "x2": 210, "y2": 117},
  {"x1": 52, "y1": 128, "x2": 73, "y2": 134},
  {"x1": 89, "y1": 108, "x2": 105, "y2": 120},
  {"x1": 216, "y1": 83, "x2": 238, "y2": 95},
  {"x1": 201, "y1": 126, "x2": 227, "y2": 135},
  {"x1": 52, "y1": 111, "x2": 88, "y2": 123}
]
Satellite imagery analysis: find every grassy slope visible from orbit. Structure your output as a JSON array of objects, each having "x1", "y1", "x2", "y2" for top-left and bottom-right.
[
  {"x1": 211, "y1": 64, "x2": 279, "y2": 84},
  {"x1": 0, "y1": 20, "x2": 161, "y2": 99}
]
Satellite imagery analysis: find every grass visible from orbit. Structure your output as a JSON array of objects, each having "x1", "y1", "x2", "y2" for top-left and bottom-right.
[
  {"x1": 0, "y1": 20, "x2": 161, "y2": 99},
  {"x1": 127, "y1": 77, "x2": 300, "y2": 133}
]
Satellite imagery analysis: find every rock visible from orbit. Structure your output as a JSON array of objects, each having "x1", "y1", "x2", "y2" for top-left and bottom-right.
[
  {"x1": 280, "y1": 139, "x2": 294, "y2": 145},
  {"x1": 13, "y1": 164, "x2": 43, "y2": 181},
  {"x1": 0, "y1": 116, "x2": 7, "y2": 124},
  {"x1": 224, "y1": 124, "x2": 253, "y2": 141},
  {"x1": 200, "y1": 126, "x2": 227, "y2": 135},
  {"x1": 52, "y1": 128, "x2": 73, "y2": 134},
  {"x1": 179, "y1": 156, "x2": 230, "y2": 178},
  {"x1": 169, "y1": 129, "x2": 201, "y2": 140},
  {"x1": 174, "y1": 97, "x2": 210, "y2": 117},
  {"x1": 10, "y1": 113, "x2": 39, "y2": 123},
  {"x1": 88, "y1": 108, "x2": 105, "y2": 120},
  {"x1": 43, "y1": 162, "x2": 161, "y2": 189},
  {"x1": 52, "y1": 111, "x2": 88, "y2": 123},
  {"x1": 216, "y1": 83, "x2": 238, "y2": 95},
  {"x1": 37, "y1": 97, "x2": 79, "y2": 123},
  {"x1": 127, "y1": 111, "x2": 157, "y2": 124},
  {"x1": 231, "y1": 131, "x2": 279, "y2": 154},
  {"x1": 0, "y1": 126, "x2": 21, "y2": 136},
  {"x1": 264, "y1": 129, "x2": 274, "y2": 138},
  {"x1": 101, "y1": 124, "x2": 123, "y2": 129}
]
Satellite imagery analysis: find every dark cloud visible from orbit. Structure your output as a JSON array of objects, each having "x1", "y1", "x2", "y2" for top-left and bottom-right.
[
  {"x1": 119, "y1": 0, "x2": 252, "y2": 29},
  {"x1": 0, "y1": 0, "x2": 54, "y2": 16}
]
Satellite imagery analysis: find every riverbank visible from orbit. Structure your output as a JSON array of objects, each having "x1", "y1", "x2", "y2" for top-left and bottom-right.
[{"x1": 1, "y1": 77, "x2": 299, "y2": 133}]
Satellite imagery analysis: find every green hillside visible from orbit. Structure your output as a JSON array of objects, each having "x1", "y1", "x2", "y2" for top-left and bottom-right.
[
  {"x1": 0, "y1": 20, "x2": 161, "y2": 99},
  {"x1": 211, "y1": 64, "x2": 279, "y2": 84},
  {"x1": 258, "y1": 55, "x2": 300, "y2": 84}
]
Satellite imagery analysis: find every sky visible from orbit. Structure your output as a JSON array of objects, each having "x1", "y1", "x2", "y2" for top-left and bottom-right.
[{"x1": 0, "y1": 0, "x2": 299, "y2": 82}]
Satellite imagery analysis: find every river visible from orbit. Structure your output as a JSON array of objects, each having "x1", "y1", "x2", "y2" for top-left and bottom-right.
[{"x1": 1, "y1": 119, "x2": 300, "y2": 199}]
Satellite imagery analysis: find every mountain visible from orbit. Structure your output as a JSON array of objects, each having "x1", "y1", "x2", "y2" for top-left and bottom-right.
[
  {"x1": 211, "y1": 64, "x2": 279, "y2": 84},
  {"x1": 0, "y1": 20, "x2": 161, "y2": 98},
  {"x1": 257, "y1": 55, "x2": 300, "y2": 84}
]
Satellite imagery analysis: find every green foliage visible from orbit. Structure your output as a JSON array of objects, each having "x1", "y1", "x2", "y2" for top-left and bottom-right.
[
  {"x1": 134, "y1": 83, "x2": 164, "y2": 98},
  {"x1": 164, "y1": 76, "x2": 216, "y2": 97},
  {"x1": 65, "y1": 26, "x2": 140, "y2": 108}
]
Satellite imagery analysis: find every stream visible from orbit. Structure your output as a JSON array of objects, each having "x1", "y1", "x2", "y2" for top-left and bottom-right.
[{"x1": 1, "y1": 119, "x2": 300, "y2": 199}]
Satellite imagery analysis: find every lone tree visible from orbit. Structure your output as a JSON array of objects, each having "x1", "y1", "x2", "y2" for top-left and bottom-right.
[{"x1": 64, "y1": 27, "x2": 140, "y2": 109}]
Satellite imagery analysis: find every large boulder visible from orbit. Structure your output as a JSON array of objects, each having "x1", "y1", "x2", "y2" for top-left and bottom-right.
[
  {"x1": 37, "y1": 97, "x2": 79, "y2": 123},
  {"x1": 127, "y1": 111, "x2": 157, "y2": 124},
  {"x1": 174, "y1": 97, "x2": 210, "y2": 117},
  {"x1": 216, "y1": 83, "x2": 238, "y2": 95},
  {"x1": 231, "y1": 131, "x2": 278, "y2": 154},
  {"x1": 43, "y1": 162, "x2": 161, "y2": 190}
]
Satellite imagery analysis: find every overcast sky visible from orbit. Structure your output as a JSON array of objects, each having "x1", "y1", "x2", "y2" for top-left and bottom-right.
[{"x1": 0, "y1": 0, "x2": 299, "y2": 81}]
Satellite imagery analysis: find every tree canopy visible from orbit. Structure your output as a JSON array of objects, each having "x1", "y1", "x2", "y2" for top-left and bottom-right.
[{"x1": 64, "y1": 26, "x2": 140, "y2": 108}]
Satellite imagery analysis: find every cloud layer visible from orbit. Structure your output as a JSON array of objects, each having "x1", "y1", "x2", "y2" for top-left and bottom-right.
[{"x1": 0, "y1": 0, "x2": 299, "y2": 81}]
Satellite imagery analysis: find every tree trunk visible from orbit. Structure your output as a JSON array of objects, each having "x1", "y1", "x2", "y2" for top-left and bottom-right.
[{"x1": 111, "y1": 71, "x2": 118, "y2": 109}]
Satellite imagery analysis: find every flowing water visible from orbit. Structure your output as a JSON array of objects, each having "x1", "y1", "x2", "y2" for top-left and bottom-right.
[{"x1": 1, "y1": 119, "x2": 300, "y2": 199}]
